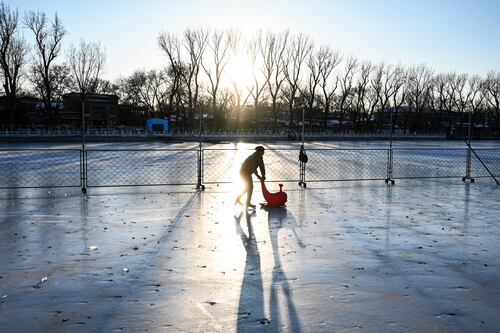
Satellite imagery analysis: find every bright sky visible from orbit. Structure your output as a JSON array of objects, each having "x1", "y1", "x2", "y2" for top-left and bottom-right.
[{"x1": 8, "y1": 0, "x2": 500, "y2": 81}]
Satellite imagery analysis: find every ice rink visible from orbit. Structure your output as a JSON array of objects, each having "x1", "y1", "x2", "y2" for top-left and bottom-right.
[{"x1": 1, "y1": 140, "x2": 499, "y2": 332}]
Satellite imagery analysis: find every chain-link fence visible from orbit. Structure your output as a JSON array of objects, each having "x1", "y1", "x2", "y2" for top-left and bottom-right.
[
  {"x1": 471, "y1": 149, "x2": 500, "y2": 178},
  {"x1": 86, "y1": 149, "x2": 198, "y2": 187},
  {"x1": 392, "y1": 148, "x2": 468, "y2": 179},
  {"x1": 202, "y1": 148, "x2": 299, "y2": 184},
  {"x1": 304, "y1": 149, "x2": 389, "y2": 182},
  {"x1": 0, "y1": 149, "x2": 81, "y2": 188},
  {"x1": 1, "y1": 146, "x2": 499, "y2": 190}
]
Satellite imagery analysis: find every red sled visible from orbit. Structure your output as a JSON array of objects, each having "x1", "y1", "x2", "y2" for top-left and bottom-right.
[{"x1": 260, "y1": 178, "x2": 287, "y2": 207}]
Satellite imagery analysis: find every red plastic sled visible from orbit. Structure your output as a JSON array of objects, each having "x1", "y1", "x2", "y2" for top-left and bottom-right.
[{"x1": 260, "y1": 178, "x2": 287, "y2": 207}]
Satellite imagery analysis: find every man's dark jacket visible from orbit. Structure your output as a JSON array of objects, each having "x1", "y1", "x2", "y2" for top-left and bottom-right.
[{"x1": 240, "y1": 152, "x2": 265, "y2": 177}]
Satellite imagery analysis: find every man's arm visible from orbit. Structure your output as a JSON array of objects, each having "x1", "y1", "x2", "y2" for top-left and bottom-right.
[{"x1": 258, "y1": 158, "x2": 266, "y2": 179}]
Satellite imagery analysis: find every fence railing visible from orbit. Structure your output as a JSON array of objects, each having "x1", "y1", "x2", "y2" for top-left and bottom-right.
[
  {"x1": 85, "y1": 149, "x2": 198, "y2": 187},
  {"x1": 202, "y1": 148, "x2": 299, "y2": 184},
  {"x1": 0, "y1": 149, "x2": 81, "y2": 188},
  {"x1": 471, "y1": 149, "x2": 500, "y2": 178},
  {"x1": 304, "y1": 149, "x2": 389, "y2": 182},
  {"x1": 392, "y1": 148, "x2": 468, "y2": 179},
  {"x1": 0, "y1": 146, "x2": 498, "y2": 190},
  {"x1": 0, "y1": 127, "x2": 447, "y2": 138}
]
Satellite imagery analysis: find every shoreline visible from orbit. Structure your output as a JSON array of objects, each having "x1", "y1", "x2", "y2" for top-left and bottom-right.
[{"x1": 1, "y1": 134, "x2": 494, "y2": 143}]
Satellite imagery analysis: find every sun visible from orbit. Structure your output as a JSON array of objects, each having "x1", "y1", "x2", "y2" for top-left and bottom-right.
[{"x1": 226, "y1": 53, "x2": 254, "y2": 89}]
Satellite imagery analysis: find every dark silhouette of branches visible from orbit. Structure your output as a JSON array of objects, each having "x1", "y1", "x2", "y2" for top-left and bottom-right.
[
  {"x1": 67, "y1": 39, "x2": 105, "y2": 94},
  {"x1": 0, "y1": 1, "x2": 28, "y2": 124},
  {"x1": 24, "y1": 10, "x2": 66, "y2": 123}
]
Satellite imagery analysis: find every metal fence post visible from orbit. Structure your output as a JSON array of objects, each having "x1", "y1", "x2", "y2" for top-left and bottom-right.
[
  {"x1": 298, "y1": 160, "x2": 306, "y2": 187},
  {"x1": 385, "y1": 148, "x2": 395, "y2": 184},
  {"x1": 196, "y1": 142, "x2": 205, "y2": 190},
  {"x1": 298, "y1": 145, "x2": 307, "y2": 187},
  {"x1": 462, "y1": 144, "x2": 475, "y2": 183},
  {"x1": 81, "y1": 145, "x2": 87, "y2": 193}
]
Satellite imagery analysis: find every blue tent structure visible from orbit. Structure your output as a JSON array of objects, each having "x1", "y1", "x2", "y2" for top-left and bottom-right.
[{"x1": 146, "y1": 118, "x2": 169, "y2": 134}]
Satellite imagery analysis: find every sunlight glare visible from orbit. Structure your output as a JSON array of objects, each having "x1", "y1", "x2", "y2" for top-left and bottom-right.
[
  {"x1": 210, "y1": 144, "x2": 255, "y2": 267},
  {"x1": 226, "y1": 54, "x2": 254, "y2": 89}
]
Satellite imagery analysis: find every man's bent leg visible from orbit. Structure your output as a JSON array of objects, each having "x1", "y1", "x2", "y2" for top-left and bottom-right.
[{"x1": 245, "y1": 175, "x2": 254, "y2": 206}]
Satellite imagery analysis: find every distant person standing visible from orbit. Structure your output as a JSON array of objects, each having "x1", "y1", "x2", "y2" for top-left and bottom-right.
[{"x1": 236, "y1": 146, "x2": 266, "y2": 208}]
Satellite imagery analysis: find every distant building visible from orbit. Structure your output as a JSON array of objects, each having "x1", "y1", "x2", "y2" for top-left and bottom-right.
[
  {"x1": 117, "y1": 104, "x2": 150, "y2": 126},
  {"x1": 62, "y1": 93, "x2": 119, "y2": 128},
  {"x1": 0, "y1": 95, "x2": 38, "y2": 126}
]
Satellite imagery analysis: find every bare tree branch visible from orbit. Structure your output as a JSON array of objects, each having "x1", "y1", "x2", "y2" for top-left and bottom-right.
[
  {"x1": 24, "y1": 10, "x2": 66, "y2": 123},
  {"x1": 0, "y1": 2, "x2": 28, "y2": 124},
  {"x1": 67, "y1": 39, "x2": 106, "y2": 94}
]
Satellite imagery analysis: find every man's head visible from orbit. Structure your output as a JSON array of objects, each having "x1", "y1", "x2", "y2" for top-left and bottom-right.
[{"x1": 255, "y1": 146, "x2": 265, "y2": 155}]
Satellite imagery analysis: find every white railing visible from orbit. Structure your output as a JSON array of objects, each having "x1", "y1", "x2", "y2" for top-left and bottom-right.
[{"x1": 0, "y1": 127, "x2": 447, "y2": 138}]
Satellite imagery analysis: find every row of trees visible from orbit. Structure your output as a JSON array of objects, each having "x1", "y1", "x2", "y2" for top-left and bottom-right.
[
  {"x1": 146, "y1": 29, "x2": 500, "y2": 133},
  {"x1": 0, "y1": 2, "x2": 106, "y2": 125},
  {"x1": 1, "y1": 1, "x2": 500, "y2": 132}
]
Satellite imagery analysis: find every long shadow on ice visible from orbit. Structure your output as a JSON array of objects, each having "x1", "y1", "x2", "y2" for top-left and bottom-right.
[
  {"x1": 267, "y1": 207, "x2": 303, "y2": 333},
  {"x1": 235, "y1": 208, "x2": 302, "y2": 332},
  {"x1": 235, "y1": 211, "x2": 265, "y2": 331}
]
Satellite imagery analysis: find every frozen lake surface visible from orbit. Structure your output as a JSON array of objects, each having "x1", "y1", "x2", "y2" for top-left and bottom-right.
[
  {"x1": 1, "y1": 140, "x2": 499, "y2": 188},
  {"x1": 1, "y1": 139, "x2": 500, "y2": 150},
  {"x1": 1, "y1": 140, "x2": 499, "y2": 332}
]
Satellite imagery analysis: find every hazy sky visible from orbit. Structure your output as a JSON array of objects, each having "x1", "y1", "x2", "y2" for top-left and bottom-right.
[{"x1": 8, "y1": 0, "x2": 500, "y2": 81}]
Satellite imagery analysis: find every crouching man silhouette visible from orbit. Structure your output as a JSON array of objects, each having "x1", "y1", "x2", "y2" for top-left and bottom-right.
[{"x1": 236, "y1": 146, "x2": 266, "y2": 209}]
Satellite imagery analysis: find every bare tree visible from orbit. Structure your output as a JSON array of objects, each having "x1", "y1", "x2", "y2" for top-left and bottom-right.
[
  {"x1": 352, "y1": 61, "x2": 374, "y2": 130},
  {"x1": 372, "y1": 64, "x2": 400, "y2": 130},
  {"x1": 158, "y1": 32, "x2": 184, "y2": 123},
  {"x1": 406, "y1": 64, "x2": 434, "y2": 132},
  {"x1": 484, "y1": 71, "x2": 500, "y2": 130},
  {"x1": 467, "y1": 75, "x2": 486, "y2": 127},
  {"x1": 301, "y1": 46, "x2": 324, "y2": 127},
  {"x1": 453, "y1": 74, "x2": 471, "y2": 116},
  {"x1": 230, "y1": 80, "x2": 252, "y2": 128},
  {"x1": 389, "y1": 66, "x2": 407, "y2": 131},
  {"x1": 67, "y1": 39, "x2": 105, "y2": 94},
  {"x1": 67, "y1": 39, "x2": 105, "y2": 131},
  {"x1": 181, "y1": 28, "x2": 208, "y2": 128},
  {"x1": 441, "y1": 73, "x2": 460, "y2": 134},
  {"x1": 430, "y1": 73, "x2": 447, "y2": 130},
  {"x1": 121, "y1": 69, "x2": 168, "y2": 117},
  {"x1": 247, "y1": 32, "x2": 267, "y2": 124},
  {"x1": 337, "y1": 56, "x2": 358, "y2": 131},
  {"x1": 201, "y1": 29, "x2": 234, "y2": 128},
  {"x1": 261, "y1": 30, "x2": 289, "y2": 129},
  {"x1": 319, "y1": 47, "x2": 342, "y2": 128},
  {"x1": 29, "y1": 62, "x2": 72, "y2": 102},
  {"x1": 218, "y1": 87, "x2": 233, "y2": 124},
  {"x1": 0, "y1": 2, "x2": 28, "y2": 125},
  {"x1": 318, "y1": 47, "x2": 341, "y2": 128},
  {"x1": 24, "y1": 10, "x2": 66, "y2": 123},
  {"x1": 226, "y1": 31, "x2": 252, "y2": 128},
  {"x1": 283, "y1": 33, "x2": 312, "y2": 127},
  {"x1": 93, "y1": 78, "x2": 118, "y2": 95}
]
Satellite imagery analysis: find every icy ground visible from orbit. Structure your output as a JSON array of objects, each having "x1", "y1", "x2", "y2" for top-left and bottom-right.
[
  {"x1": 1, "y1": 140, "x2": 499, "y2": 332},
  {"x1": 0, "y1": 175, "x2": 499, "y2": 332}
]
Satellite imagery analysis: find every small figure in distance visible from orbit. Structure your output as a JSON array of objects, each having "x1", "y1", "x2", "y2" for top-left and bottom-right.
[{"x1": 235, "y1": 146, "x2": 266, "y2": 209}]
